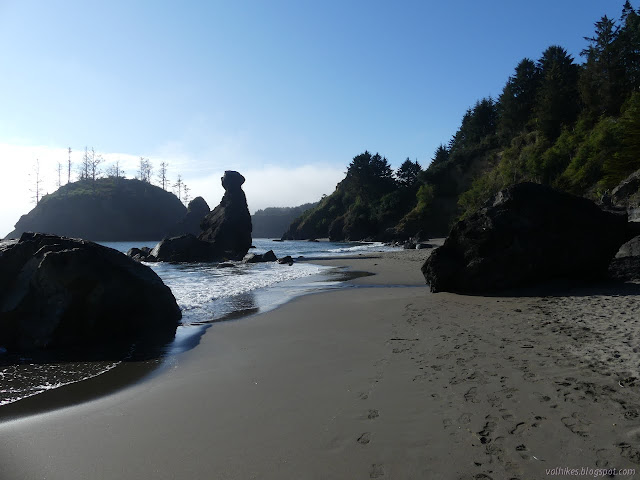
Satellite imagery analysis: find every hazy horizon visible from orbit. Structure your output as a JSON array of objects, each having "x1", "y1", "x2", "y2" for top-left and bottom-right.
[{"x1": 0, "y1": 0, "x2": 631, "y2": 238}]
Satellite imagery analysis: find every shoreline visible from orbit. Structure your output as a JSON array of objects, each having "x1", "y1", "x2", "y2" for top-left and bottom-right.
[
  {"x1": 2, "y1": 246, "x2": 640, "y2": 478},
  {"x1": 0, "y1": 244, "x2": 415, "y2": 422}
]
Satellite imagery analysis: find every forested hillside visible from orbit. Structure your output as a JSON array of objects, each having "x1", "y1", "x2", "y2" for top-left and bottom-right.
[
  {"x1": 252, "y1": 203, "x2": 317, "y2": 238},
  {"x1": 284, "y1": 1, "x2": 640, "y2": 241}
]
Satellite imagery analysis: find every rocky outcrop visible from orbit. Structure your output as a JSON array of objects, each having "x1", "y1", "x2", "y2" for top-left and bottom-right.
[
  {"x1": 128, "y1": 171, "x2": 253, "y2": 263},
  {"x1": 126, "y1": 246, "x2": 152, "y2": 262},
  {"x1": 422, "y1": 183, "x2": 631, "y2": 293},
  {"x1": 611, "y1": 169, "x2": 640, "y2": 223},
  {"x1": 198, "y1": 171, "x2": 252, "y2": 260},
  {"x1": 609, "y1": 235, "x2": 640, "y2": 281},
  {"x1": 147, "y1": 234, "x2": 220, "y2": 263},
  {"x1": 167, "y1": 196, "x2": 210, "y2": 237},
  {"x1": 277, "y1": 255, "x2": 294, "y2": 265},
  {"x1": 242, "y1": 250, "x2": 277, "y2": 264},
  {"x1": 5, "y1": 178, "x2": 186, "y2": 241},
  {"x1": 0, "y1": 233, "x2": 181, "y2": 352}
]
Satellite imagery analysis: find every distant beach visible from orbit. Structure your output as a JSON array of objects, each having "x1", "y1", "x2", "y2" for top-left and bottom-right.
[{"x1": 2, "y1": 244, "x2": 639, "y2": 479}]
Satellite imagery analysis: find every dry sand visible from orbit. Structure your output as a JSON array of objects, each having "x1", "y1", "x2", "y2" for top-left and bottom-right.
[{"x1": 1, "y1": 245, "x2": 640, "y2": 479}]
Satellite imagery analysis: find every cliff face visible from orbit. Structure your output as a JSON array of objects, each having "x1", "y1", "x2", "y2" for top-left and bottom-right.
[{"x1": 6, "y1": 178, "x2": 187, "y2": 241}]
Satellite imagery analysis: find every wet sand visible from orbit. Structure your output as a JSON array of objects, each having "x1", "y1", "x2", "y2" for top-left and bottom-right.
[{"x1": 1, "y1": 245, "x2": 640, "y2": 479}]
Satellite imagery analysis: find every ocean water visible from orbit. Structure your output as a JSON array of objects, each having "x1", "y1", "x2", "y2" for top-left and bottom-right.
[{"x1": 0, "y1": 238, "x2": 399, "y2": 409}]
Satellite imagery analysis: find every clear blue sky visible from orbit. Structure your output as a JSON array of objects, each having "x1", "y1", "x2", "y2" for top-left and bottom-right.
[{"x1": 0, "y1": 0, "x2": 635, "y2": 236}]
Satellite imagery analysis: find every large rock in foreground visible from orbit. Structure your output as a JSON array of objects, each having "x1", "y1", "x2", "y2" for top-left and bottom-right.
[
  {"x1": 422, "y1": 183, "x2": 630, "y2": 293},
  {"x1": 198, "y1": 171, "x2": 252, "y2": 260},
  {"x1": 0, "y1": 233, "x2": 181, "y2": 352}
]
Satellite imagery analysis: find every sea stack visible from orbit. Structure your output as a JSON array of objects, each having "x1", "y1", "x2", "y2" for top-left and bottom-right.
[
  {"x1": 128, "y1": 171, "x2": 253, "y2": 263},
  {"x1": 198, "y1": 170, "x2": 252, "y2": 260},
  {"x1": 167, "y1": 196, "x2": 211, "y2": 237}
]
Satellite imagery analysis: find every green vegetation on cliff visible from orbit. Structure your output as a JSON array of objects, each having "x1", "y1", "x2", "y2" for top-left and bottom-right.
[
  {"x1": 285, "y1": 2, "x2": 640, "y2": 241},
  {"x1": 7, "y1": 177, "x2": 187, "y2": 241},
  {"x1": 282, "y1": 152, "x2": 423, "y2": 240},
  {"x1": 456, "y1": 3, "x2": 640, "y2": 217}
]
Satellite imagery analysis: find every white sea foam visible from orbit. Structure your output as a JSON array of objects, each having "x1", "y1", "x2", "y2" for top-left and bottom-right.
[
  {"x1": 150, "y1": 261, "x2": 328, "y2": 322},
  {"x1": 0, "y1": 361, "x2": 120, "y2": 406}
]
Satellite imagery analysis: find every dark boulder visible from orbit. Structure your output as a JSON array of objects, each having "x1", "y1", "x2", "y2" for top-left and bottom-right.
[
  {"x1": 147, "y1": 234, "x2": 219, "y2": 263},
  {"x1": 277, "y1": 255, "x2": 294, "y2": 266},
  {"x1": 242, "y1": 250, "x2": 278, "y2": 264},
  {"x1": 127, "y1": 246, "x2": 153, "y2": 262},
  {"x1": 167, "y1": 196, "x2": 211, "y2": 237},
  {"x1": 198, "y1": 171, "x2": 252, "y2": 260},
  {"x1": 422, "y1": 183, "x2": 630, "y2": 293},
  {"x1": 0, "y1": 233, "x2": 181, "y2": 352},
  {"x1": 609, "y1": 235, "x2": 640, "y2": 281}
]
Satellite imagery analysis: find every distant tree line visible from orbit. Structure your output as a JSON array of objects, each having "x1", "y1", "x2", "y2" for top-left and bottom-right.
[{"x1": 31, "y1": 148, "x2": 193, "y2": 206}]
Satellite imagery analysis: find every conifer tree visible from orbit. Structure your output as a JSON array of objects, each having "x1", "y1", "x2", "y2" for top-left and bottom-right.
[
  {"x1": 498, "y1": 58, "x2": 540, "y2": 141},
  {"x1": 534, "y1": 46, "x2": 580, "y2": 140},
  {"x1": 580, "y1": 15, "x2": 623, "y2": 116}
]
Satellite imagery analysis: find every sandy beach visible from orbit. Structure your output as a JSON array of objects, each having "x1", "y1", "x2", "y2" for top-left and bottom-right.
[{"x1": 1, "y1": 246, "x2": 640, "y2": 480}]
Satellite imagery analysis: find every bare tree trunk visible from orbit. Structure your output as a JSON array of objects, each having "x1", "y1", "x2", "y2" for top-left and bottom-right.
[{"x1": 67, "y1": 147, "x2": 72, "y2": 184}]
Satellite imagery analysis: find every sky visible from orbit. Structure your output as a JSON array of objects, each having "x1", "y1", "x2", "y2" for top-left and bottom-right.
[{"x1": 0, "y1": 0, "x2": 634, "y2": 237}]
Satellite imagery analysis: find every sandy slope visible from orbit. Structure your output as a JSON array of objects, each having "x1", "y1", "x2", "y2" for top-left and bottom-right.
[{"x1": 1, "y1": 246, "x2": 640, "y2": 479}]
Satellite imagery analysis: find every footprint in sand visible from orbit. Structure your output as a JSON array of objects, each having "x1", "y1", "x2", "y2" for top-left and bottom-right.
[
  {"x1": 357, "y1": 432, "x2": 371, "y2": 445},
  {"x1": 478, "y1": 415, "x2": 499, "y2": 444},
  {"x1": 457, "y1": 413, "x2": 472, "y2": 425},
  {"x1": 370, "y1": 463, "x2": 385, "y2": 478},
  {"x1": 561, "y1": 412, "x2": 591, "y2": 438},
  {"x1": 464, "y1": 387, "x2": 480, "y2": 403},
  {"x1": 500, "y1": 409, "x2": 514, "y2": 421},
  {"x1": 618, "y1": 442, "x2": 640, "y2": 464},
  {"x1": 509, "y1": 422, "x2": 528, "y2": 435},
  {"x1": 487, "y1": 393, "x2": 502, "y2": 408},
  {"x1": 485, "y1": 436, "x2": 505, "y2": 457},
  {"x1": 367, "y1": 409, "x2": 380, "y2": 420},
  {"x1": 596, "y1": 448, "x2": 610, "y2": 468}
]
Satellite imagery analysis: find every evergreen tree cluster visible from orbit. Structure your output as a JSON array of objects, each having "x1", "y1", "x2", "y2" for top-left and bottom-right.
[
  {"x1": 427, "y1": 1, "x2": 640, "y2": 220},
  {"x1": 287, "y1": 2, "x2": 640, "y2": 240},
  {"x1": 282, "y1": 152, "x2": 424, "y2": 240}
]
